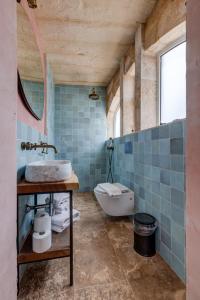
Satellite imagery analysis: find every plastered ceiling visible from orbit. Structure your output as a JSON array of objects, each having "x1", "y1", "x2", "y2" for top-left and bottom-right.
[{"x1": 34, "y1": 0, "x2": 156, "y2": 86}]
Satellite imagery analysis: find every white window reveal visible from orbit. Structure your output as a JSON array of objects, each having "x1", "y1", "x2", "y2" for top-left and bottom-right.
[
  {"x1": 114, "y1": 106, "x2": 120, "y2": 138},
  {"x1": 160, "y1": 41, "x2": 186, "y2": 124}
]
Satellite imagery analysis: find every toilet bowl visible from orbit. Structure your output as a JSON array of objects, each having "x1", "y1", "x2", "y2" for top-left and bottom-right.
[{"x1": 94, "y1": 183, "x2": 134, "y2": 216}]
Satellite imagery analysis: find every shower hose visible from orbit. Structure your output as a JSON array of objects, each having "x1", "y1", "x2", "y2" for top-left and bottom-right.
[{"x1": 107, "y1": 141, "x2": 114, "y2": 183}]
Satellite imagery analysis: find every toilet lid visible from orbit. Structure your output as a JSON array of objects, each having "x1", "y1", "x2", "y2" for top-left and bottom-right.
[
  {"x1": 95, "y1": 183, "x2": 130, "y2": 195},
  {"x1": 95, "y1": 185, "x2": 107, "y2": 194}
]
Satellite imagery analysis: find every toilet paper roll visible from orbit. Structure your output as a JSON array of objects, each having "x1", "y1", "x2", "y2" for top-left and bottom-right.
[
  {"x1": 32, "y1": 230, "x2": 52, "y2": 253},
  {"x1": 34, "y1": 211, "x2": 51, "y2": 233}
]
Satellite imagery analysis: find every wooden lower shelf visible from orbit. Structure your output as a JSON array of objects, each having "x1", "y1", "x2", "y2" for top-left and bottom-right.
[{"x1": 18, "y1": 229, "x2": 70, "y2": 264}]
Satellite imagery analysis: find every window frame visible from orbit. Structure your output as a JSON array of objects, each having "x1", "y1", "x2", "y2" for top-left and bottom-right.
[
  {"x1": 158, "y1": 36, "x2": 186, "y2": 125},
  {"x1": 113, "y1": 104, "x2": 120, "y2": 138}
]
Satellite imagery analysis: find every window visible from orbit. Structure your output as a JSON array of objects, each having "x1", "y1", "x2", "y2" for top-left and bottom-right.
[
  {"x1": 114, "y1": 106, "x2": 120, "y2": 138},
  {"x1": 160, "y1": 41, "x2": 186, "y2": 124}
]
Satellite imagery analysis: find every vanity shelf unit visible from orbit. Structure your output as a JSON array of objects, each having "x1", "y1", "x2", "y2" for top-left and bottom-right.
[{"x1": 17, "y1": 174, "x2": 79, "y2": 292}]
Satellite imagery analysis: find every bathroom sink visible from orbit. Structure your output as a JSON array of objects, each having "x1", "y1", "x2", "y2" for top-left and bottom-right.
[{"x1": 25, "y1": 160, "x2": 72, "y2": 183}]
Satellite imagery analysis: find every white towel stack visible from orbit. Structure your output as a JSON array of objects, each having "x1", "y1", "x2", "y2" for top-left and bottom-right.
[
  {"x1": 52, "y1": 193, "x2": 80, "y2": 233},
  {"x1": 52, "y1": 209, "x2": 80, "y2": 233}
]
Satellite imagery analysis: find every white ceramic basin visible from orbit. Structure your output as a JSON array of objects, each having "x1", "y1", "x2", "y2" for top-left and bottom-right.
[{"x1": 25, "y1": 160, "x2": 72, "y2": 183}]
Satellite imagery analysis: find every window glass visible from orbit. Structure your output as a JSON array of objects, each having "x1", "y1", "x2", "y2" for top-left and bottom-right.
[
  {"x1": 160, "y1": 41, "x2": 186, "y2": 124},
  {"x1": 114, "y1": 106, "x2": 120, "y2": 138}
]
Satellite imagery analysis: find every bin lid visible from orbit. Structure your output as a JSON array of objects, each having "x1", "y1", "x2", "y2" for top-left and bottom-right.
[{"x1": 134, "y1": 213, "x2": 156, "y2": 225}]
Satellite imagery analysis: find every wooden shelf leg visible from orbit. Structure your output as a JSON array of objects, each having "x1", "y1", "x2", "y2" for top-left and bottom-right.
[
  {"x1": 69, "y1": 190, "x2": 73, "y2": 286},
  {"x1": 17, "y1": 195, "x2": 20, "y2": 294},
  {"x1": 17, "y1": 264, "x2": 20, "y2": 295},
  {"x1": 50, "y1": 193, "x2": 53, "y2": 216},
  {"x1": 34, "y1": 194, "x2": 37, "y2": 215}
]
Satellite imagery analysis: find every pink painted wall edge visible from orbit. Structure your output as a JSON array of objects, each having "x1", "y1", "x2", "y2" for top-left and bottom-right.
[
  {"x1": 0, "y1": 0, "x2": 17, "y2": 299},
  {"x1": 186, "y1": 0, "x2": 200, "y2": 299},
  {"x1": 17, "y1": 0, "x2": 47, "y2": 135}
]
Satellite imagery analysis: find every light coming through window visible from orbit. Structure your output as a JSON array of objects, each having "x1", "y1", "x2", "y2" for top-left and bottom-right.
[{"x1": 160, "y1": 41, "x2": 186, "y2": 124}]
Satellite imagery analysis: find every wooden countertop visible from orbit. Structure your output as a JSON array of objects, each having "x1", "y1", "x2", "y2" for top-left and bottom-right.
[{"x1": 17, "y1": 173, "x2": 79, "y2": 195}]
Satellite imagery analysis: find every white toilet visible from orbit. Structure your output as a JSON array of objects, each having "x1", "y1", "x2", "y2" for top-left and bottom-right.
[{"x1": 94, "y1": 183, "x2": 134, "y2": 216}]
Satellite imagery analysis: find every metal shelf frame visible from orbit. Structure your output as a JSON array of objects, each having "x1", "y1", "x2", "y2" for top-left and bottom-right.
[{"x1": 17, "y1": 189, "x2": 73, "y2": 293}]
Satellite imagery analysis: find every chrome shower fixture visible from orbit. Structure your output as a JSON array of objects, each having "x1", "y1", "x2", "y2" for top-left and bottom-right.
[
  {"x1": 89, "y1": 88, "x2": 99, "y2": 100},
  {"x1": 107, "y1": 138, "x2": 114, "y2": 150}
]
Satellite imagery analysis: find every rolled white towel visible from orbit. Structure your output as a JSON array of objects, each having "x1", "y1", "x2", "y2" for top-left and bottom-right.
[{"x1": 97, "y1": 183, "x2": 122, "y2": 196}]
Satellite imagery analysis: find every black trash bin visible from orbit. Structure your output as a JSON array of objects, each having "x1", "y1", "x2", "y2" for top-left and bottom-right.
[{"x1": 133, "y1": 213, "x2": 157, "y2": 257}]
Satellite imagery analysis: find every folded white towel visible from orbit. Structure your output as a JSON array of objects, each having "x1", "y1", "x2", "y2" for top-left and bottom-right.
[
  {"x1": 54, "y1": 200, "x2": 68, "y2": 210},
  {"x1": 54, "y1": 207, "x2": 67, "y2": 215},
  {"x1": 52, "y1": 209, "x2": 80, "y2": 227},
  {"x1": 52, "y1": 211, "x2": 69, "y2": 226},
  {"x1": 52, "y1": 215, "x2": 80, "y2": 233},
  {"x1": 54, "y1": 206, "x2": 67, "y2": 214},
  {"x1": 97, "y1": 183, "x2": 122, "y2": 196}
]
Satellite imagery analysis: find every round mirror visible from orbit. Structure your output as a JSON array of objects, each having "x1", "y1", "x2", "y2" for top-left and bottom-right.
[{"x1": 17, "y1": 3, "x2": 44, "y2": 120}]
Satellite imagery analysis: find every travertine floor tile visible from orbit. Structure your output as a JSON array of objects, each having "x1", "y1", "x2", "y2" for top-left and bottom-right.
[
  {"x1": 18, "y1": 192, "x2": 185, "y2": 300},
  {"x1": 105, "y1": 219, "x2": 133, "y2": 249},
  {"x1": 74, "y1": 282, "x2": 135, "y2": 300},
  {"x1": 74, "y1": 230, "x2": 125, "y2": 288},
  {"x1": 115, "y1": 247, "x2": 186, "y2": 300}
]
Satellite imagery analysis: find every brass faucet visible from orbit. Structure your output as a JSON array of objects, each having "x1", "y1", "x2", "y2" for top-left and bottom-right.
[{"x1": 21, "y1": 142, "x2": 58, "y2": 154}]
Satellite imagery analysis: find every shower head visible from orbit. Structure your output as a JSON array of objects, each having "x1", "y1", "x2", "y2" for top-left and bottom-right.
[
  {"x1": 107, "y1": 138, "x2": 114, "y2": 150},
  {"x1": 89, "y1": 88, "x2": 99, "y2": 101}
]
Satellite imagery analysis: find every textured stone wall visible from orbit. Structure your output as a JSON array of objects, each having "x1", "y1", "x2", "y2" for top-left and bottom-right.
[
  {"x1": 107, "y1": 0, "x2": 186, "y2": 113},
  {"x1": 123, "y1": 73, "x2": 135, "y2": 134},
  {"x1": 144, "y1": 0, "x2": 186, "y2": 50},
  {"x1": 141, "y1": 54, "x2": 157, "y2": 130}
]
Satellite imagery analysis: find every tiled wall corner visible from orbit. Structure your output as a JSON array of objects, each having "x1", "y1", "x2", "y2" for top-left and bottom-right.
[{"x1": 54, "y1": 85, "x2": 107, "y2": 191}]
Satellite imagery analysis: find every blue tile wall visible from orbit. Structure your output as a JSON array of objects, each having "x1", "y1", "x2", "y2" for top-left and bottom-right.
[
  {"x1": 54, "y1": 85, "x2": 107, "y2": 191},
  {"x1": 17, "y1": 121, "x2": 48, "y2": 246},
  {"x1": 112, "y1": 119, "x2": 186, "y2": 282}
]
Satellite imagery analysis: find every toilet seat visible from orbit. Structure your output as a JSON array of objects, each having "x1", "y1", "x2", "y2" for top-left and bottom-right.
[{"x1": 96, "y1": 183, "x2": 130, "y2": 195}]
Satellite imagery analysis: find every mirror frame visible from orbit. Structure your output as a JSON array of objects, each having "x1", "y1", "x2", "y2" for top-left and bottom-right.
[
  {"x1": 18, "y1": 71, "x2": 41, "y2": 120},
  {"x1": 17, "y1": 0, "x2": 43, "y2": 121}
]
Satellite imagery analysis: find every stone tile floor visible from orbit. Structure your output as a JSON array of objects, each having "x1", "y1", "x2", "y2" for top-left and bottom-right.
[{"x1": 18, "y1": 192, "x2": 186, "y2": 300}]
